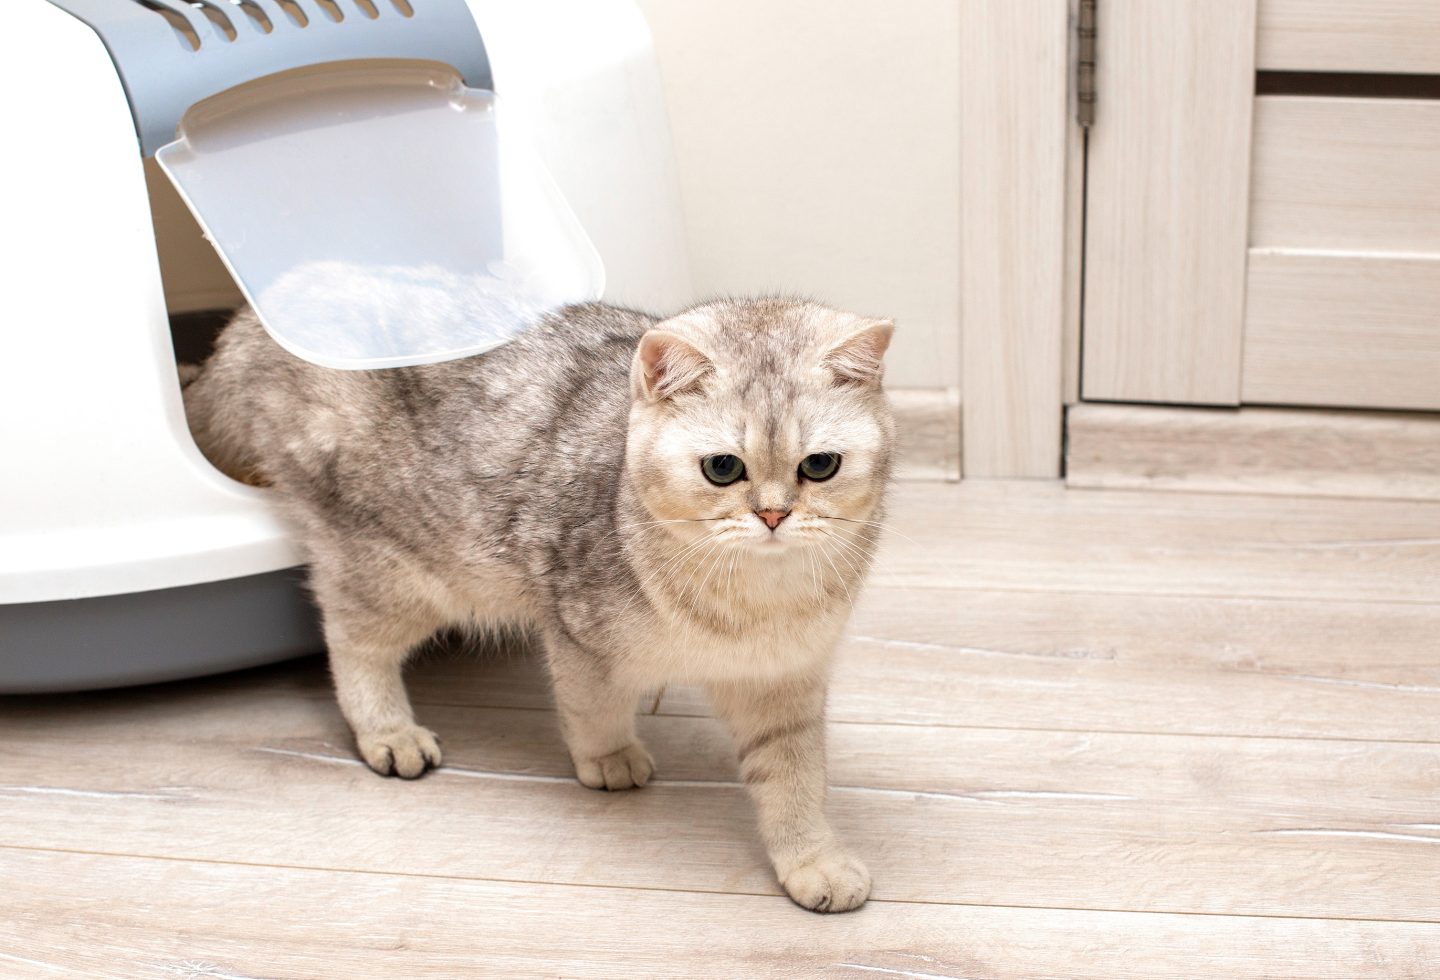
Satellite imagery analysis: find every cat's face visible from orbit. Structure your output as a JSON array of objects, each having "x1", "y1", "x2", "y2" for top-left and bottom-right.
[{"x1": 625, "y1": 300, "x2": 895, "y2": 555}]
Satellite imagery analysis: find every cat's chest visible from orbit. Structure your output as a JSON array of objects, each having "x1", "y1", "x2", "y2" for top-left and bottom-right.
[{"x1": 634, "y1": 606, "x2": 846, "y2": 685}]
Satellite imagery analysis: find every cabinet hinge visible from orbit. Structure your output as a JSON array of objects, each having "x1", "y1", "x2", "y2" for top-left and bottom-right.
[{"x1": 1077, "y1": 0, "x2": 1097, "y2": 127}]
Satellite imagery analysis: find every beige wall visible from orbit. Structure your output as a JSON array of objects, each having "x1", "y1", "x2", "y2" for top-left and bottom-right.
[{"x1": 633, "y1": 0, "x2": 961, "y2": 391}]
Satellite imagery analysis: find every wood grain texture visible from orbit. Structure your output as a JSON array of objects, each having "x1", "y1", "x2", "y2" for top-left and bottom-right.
[
  {"x1": 1243, "y1": 251, "x2": 1440, "y2": 411},
  {"x1": 1258, "y1": 0, "x2": 1440, "y2": 73},
  {"x1": 960, "y1": 0, "x2": 1067, "y2": 476},
  {"x1": 367, "y1": 592, "x2": 1440, "y2": 744},
  {"x1": 113, "y1": 583, "x2": 1440, "y2": 748},
  {"x1": 1082, "y1": 0, "x2": 1256, "y2": 405},
  {"x1": 1251, "y1": 97, "x2": 1440, "y2": 254},
  {"x1": 1067, "y1": 402, "x2": 1440, "y2": 500},
  {"x1": 832, "y1": 590, "x2": 1440, "y2": 741},
  {"x1": 889, "y1": 387, "x2": 961, "y2": 481},
  {"x1": 9, "y1": 849, "x2": 1440, "y2": 980},
  {"x1": 868, "y1": 482, "x2": 1440, "y2": 605},
  {"x1": 5, "y1": 669, "x2": 1440, "y2": 921},
  {"x1": 4, "y1": 481, "x2": 1439, "y2": 969},
  {"x1": 159, "y1": 588, "x2": 1440, "y2": 748}
]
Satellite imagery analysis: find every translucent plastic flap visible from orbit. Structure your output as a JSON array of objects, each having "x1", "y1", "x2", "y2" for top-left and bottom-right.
[{"x1": 156, "y1": 63, "x2": 604, "y2": 369}]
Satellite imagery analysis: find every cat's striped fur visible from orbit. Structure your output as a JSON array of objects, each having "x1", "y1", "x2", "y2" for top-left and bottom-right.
[{"x1": 184, "y1": 297, "x2": 895, "y2": 912}]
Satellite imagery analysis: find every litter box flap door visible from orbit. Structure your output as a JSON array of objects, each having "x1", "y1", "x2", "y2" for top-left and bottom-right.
[{"x1": 155, "y1": 62, "x2": 605, "y2": 370}]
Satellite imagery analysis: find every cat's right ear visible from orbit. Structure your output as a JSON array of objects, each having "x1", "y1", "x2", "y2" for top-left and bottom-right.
[{"x1": 632, "y1": 331, "x2": 714, "y2": 402}]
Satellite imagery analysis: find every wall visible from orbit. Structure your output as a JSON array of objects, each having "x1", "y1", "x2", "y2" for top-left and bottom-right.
[{"x1": 632, "y1": 0, "x2": 961, "y2": 392}]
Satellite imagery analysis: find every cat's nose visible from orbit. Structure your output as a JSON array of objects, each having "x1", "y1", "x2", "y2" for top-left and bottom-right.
[{"x1": 756, "y1": 509, "x2": 789, "y2": 530}]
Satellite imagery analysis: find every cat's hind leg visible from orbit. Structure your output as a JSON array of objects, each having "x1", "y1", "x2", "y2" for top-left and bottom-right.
[
  {"x1": 312, "y1": 564, "x2": 445, "y2": 779},
  {"x1": 543, "y1": 630, "x2": 653, "y2": 790}
]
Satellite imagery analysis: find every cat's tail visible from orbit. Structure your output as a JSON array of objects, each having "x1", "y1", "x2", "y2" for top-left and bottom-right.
[{"x1": 181, "y1": 310, "x2": 271, "y2": 487}]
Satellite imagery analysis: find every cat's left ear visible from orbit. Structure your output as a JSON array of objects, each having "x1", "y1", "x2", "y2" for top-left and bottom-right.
[{"x1": 821, "y1": 318, "x2": 895, "y2": 385}]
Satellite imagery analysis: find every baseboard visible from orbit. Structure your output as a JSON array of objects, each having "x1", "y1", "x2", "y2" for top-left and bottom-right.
[
  {"x1": 1066, "y1": 403, "x2": 1440, "y2": 501},
  {"x1": 890, "y1": 387, "x2": 961, "y2": 482}
]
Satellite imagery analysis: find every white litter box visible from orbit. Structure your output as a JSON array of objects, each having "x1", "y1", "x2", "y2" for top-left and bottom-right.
[{"x1": 0, "y1": 0, "x2": 691, "y2": 691}]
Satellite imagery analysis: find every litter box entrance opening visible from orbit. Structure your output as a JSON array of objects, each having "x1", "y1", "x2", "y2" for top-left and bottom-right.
[{"x1": 144, "y1": 156, "x2": 243, "y2": 366}]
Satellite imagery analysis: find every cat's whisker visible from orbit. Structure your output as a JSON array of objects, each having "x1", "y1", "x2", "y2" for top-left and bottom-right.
[
  {"x1": 616, "y1": 517, "x2": 727, "y2": 529},
  {"x1": 587, "y1": 515, "x2": 729, "y2": 553},
  {"x1": 690, "y1": 537, "x2": 730, "y2": 610},
  {"x1": 612, "y1": 530, "x2": 718, "y2": 623},
  {"x1": 671, "y1": 537, "x2": 714, "y2": 602},
  {"x1": 811, "y1": 519, "x2": 884, "y2": 573},
  {"x1": 696, "y1": 534, "x2": 739, "y2": 601},
  {"x1": 806, "y1": 530, "x2": 855, "y2": 599},
  {"x1": 822, "y1": 527, "x2": 877, "y2": 574},
  {"x1": 814, "y1": 514, "x2": 913, "y2": 545},
  {"x1": 650, "y1": 533, "x2": 725, "y2": 611},
  {"x1": 669, "y1": 536, "x2": 726, "y2": 620},
  {"x1": 817, "y1": 528, "x2": 865, "y2": 577},
  {"x1": 815, "y1": 540, "x2": 853, "y2": 607},
  {"x1": 805, "y1": 547, "x2": 824, "y2": 606},
  {"x1": 637, "y1": 533, "x2": 715, "y2": 597},
  {"x1": 824, "y1": 538, "x2": 869, "y2": 590}
]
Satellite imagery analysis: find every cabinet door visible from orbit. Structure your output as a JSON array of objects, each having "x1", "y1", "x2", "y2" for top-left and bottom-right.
[{"x1": 1082, "y1": 0, "x2": 1440, "y2": 411}]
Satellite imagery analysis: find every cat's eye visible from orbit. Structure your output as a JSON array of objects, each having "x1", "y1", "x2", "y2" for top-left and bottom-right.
[
  {"x1": 701, "y1": 454, "x2": 746, "y2": 486},
  {"x1": 798, "y1": 452, "x2": 841, "y2": 482}
]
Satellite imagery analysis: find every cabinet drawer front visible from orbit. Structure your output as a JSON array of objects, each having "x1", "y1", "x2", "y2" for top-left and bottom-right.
[
  {"x1": 1251, "y1": 97, "x2": 1440, "y2": 254},
  {"x1": 1244, "y1": 252, "x2": 1440, "y2": 411},
  {"x1": 1259, "y1": 0, "x2": 1440, "y2": 73}
]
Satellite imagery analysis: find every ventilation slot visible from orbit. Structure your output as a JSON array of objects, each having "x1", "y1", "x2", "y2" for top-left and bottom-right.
[
  {"x1": 389, "y1": 0, "x2": 413, "y2": 17},
  {"x1": 312, "y1": 0, "x2": 345, "y2": 22},
  {"x1": 273, "y1": 0, "x2": 308, "y2": 27},
  {"x1": 233, "y1": 0, "x2": 273, "y2": 33},
  {"x1": 131, "y1": 0, "x2": 202, "y2": 51},
  {"x1": 190, "y1": 0, "x2": 238, "y2": 40},
  {"x1": 352, "y1": 0, "x2": 379, "y2": 19}
]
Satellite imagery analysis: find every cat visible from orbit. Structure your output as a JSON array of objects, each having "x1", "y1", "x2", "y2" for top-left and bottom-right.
[{"x1": 184, "y1": 296, "x2": 895, "y2": 912}]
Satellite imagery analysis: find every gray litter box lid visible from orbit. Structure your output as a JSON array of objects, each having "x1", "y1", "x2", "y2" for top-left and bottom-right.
[
  {"x1": 49, "y1": 0, "x2": 604, "y2": 369},
  {"x1": 47, "y1": 0, "x2": 491, "y2": 156}
]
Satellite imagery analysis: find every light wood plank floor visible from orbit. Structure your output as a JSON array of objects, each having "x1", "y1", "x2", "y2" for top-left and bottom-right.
[{"x1": 4, "y1": 481, "x2": 1440, "y2": 978}]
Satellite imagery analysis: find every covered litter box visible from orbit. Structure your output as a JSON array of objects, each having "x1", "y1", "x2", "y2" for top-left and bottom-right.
[{"x1": 0, "y1": 0, "x2": 691, "y2": 690}]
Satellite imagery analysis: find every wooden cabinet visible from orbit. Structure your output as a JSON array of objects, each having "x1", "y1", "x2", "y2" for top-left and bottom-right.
[
  {"x1": 1081, "y1": 0, "x2": 1440, "y2": 413},
  {"x1": 1244, "y1": 97, "x2": 1440, "y2": 410}
]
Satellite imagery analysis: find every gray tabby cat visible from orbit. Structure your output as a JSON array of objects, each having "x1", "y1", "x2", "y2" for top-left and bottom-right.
[{"x1": 185, "y1": 297, "x2": 895, "y2": 912}]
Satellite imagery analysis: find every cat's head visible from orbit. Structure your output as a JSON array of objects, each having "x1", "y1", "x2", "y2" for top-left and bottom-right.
[{"x1": 625, "y1": 299, "x2": 895, "y2": 555}]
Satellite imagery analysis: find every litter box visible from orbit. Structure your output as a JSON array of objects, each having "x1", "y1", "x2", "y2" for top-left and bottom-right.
[{"x1": 1, "y1": 0, "x2": 691, "y2": 691}]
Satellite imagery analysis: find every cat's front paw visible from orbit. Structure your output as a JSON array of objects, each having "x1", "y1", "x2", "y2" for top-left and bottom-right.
[
  {"x1": 781, "y1": 851, "x2": 871, "y2": 913},
  {"x1": 357, "y1": 725, "x2": 442, "y2": 779},
  {"x1": 573, "y1": 742, "x2": 654, "y2": 791}
]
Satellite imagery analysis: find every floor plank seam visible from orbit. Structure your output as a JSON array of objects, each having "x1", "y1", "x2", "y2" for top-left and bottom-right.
[
  {"x1": 13, "y1": 692, "x2": 1440, "y2": 745},
  {"x1": 866, "y1": 579, "x2": 1440, "y2": 607},
  {"x1": 380, "y1": 700, "x2": 1440, "y2": 746},
  {"x1": 251, "y1": 747, "x2": 1119, "y2": 807},
  {"x1": 1063, "y1": 482, "x2": 1440, "y2": 507},
  {"x1": 6, "y1": 843, "x2": 1438, "y2": 927}
]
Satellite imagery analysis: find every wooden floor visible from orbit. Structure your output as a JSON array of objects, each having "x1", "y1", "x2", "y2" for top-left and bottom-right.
[{"x1": 5, "y1": 481, "x2": 1440, "y2": 978}]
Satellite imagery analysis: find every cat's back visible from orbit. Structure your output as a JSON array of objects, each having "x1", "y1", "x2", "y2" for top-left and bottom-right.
[
  {"x1": 187, "y1": 302, "x2": 654, "y2": 500},
  {"x1": 434, "y1": 301, "x2": 653, "y2": 435}
]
